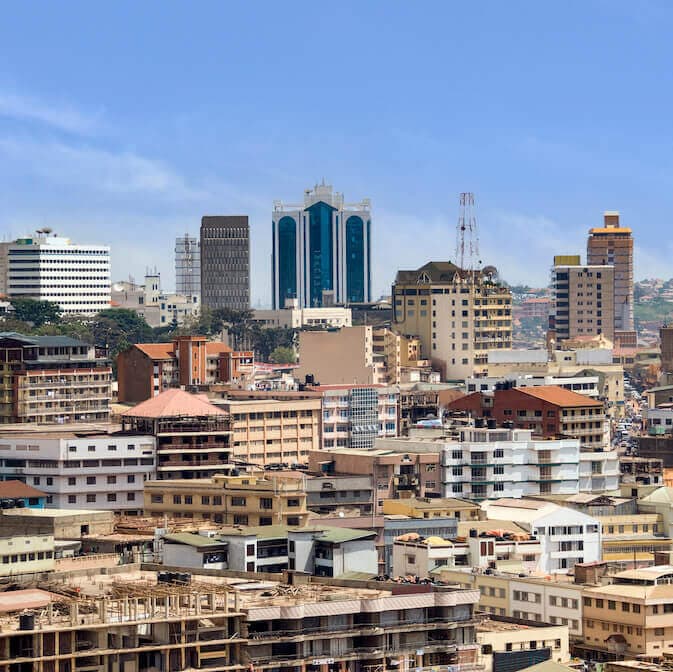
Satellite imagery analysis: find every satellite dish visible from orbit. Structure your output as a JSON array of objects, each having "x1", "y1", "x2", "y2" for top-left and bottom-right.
[{"x1": 482, "y1": 265, "x2": 499, "y2": 281}]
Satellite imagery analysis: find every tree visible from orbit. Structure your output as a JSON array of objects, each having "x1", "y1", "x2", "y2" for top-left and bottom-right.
[
  {"x1": 10, "y1": 298, "x2": 61, "y2": 327},
  {"x1": 269, "y1": 346, "x2": 297, "y2": 364},
  {"x1": 93, "y1": 309, "x2": 153, "y2": 357}
]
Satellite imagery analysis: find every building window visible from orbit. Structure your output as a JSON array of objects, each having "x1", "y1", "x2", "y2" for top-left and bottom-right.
[
  {"x1": 234, "y1": 514, "x2": 248, "y2": 525},
  {"x1": 86, "y1": 476, "x2": 96, "y2": 485},
  {"x1": 107, "y1": 493, "x2": 116, "y2": 502},
  {"x1": 173, "y1": 495, "x2": 182, "y2": 504},
  {"x1": 246, "y1": 544, "x2": 255, "y2": 557},
  {"x1": 231, "y1": 497, "x2": 246, "y2": 506},
  {"x1": 151, "y1": 494, "x2": 163, "y2": 503},
  {"x1": 184, "y1": 496, "x2": 192, "y2": 505},
  {"x1": 86, "y1": 494, "x2": 96, "y2": 503},
  {"x1": 68, "y1": 495, "x2": 76, "y2": 504},
  {"x1": 260, "y1": 497, "x2": 273, "y2": 510}
]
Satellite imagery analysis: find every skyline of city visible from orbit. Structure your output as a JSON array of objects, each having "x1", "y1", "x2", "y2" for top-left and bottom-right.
[{"x1": 3, "y1": 3, "x2": 673, "y2": 306}]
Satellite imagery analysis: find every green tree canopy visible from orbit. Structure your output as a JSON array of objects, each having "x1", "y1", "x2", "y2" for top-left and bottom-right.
[
  {"x1": 269, "y1": 345, "x2": 297, "y2": 364},
  {"x1": 9, "y1": 298, "x2": 61, "y2": 327}
]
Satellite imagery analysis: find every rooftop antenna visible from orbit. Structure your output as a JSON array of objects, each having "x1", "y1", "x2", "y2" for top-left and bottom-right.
[{"x1": 456, "y1": 192, "x2": 481, "y2": 277}]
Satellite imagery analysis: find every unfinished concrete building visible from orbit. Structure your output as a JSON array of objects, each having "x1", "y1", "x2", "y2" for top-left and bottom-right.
[{"x1": 0, "y1": 570, "x2": 482, "y2": 672}]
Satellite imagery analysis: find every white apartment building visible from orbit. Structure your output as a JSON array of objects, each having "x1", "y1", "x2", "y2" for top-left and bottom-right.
[
  {"x1": 438, "y1": 427, "x2": 581, "y2": 501},
  {"x1": 482, "y1": 498, "x2": 601, "y2": 574},
  {"x1": 0, "y1": 426, "x2": 156, "y2": 514},
  {"x1": 579, "y1": 451, "x2": 620, "y2": 492},
  {"x1": 318, "y1": 385, "x2": 399, "y2": 450},
  {"x1": 3, "y1": 232, "x2": 110, "y2": 316}
]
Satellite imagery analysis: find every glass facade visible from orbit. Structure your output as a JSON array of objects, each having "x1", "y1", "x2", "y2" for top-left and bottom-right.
[
  {"x1": 349, "y1": 387, "x2": 379, "y2": 449},
  {"x1": 346, "y1": 216, "x2": 365, "y2": 303},
  {"x1": 306, "y1": 201, "x2": 335, "y2": 306},
  {"x1": 277, "y1": 216, "x2": 297, "y2": 308}
]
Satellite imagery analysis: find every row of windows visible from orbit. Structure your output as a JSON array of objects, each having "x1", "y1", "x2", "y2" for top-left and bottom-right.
[
  {"x1": 9, "y1": 249, "x2": 108, "y2": 255},
  {"x1": 2, "y1": 551, "x2": 53, "y2": 563},
  {"x1": 35, "y1": 474, "x2": 139, "y2": 485},
  {"x1": 67, "y1": 493, "x2": 132, "y2": 503}
]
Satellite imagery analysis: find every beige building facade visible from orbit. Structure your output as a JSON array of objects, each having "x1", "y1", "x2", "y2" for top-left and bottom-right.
[
  {"x1": 551, "y1": 258, "x2": 615, "y2": 343},
  {"x1": 211, "y1": 397, "x2": 321, "y2": 466},
  {"x1": 144, "y1": 474, "x2": 309, "y2": 527},
  {"x1": 392, "y1": 262, "x2": 512, "y2": 381},
  {"x1": 296, "y1": 326, "x2": 385, "y2": 385}
]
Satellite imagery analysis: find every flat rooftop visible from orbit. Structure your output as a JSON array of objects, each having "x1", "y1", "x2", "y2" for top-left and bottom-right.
[{"x1": 2, "y1": 507, "x2": 112, "y2": 518}]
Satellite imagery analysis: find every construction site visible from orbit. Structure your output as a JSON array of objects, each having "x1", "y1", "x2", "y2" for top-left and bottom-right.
[{"x1": 0, "y1": 567, "x2": 482, "y2": 672}]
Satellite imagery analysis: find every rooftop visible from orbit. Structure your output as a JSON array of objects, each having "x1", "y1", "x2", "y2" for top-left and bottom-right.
[
  {"x1": 1, "y1": 507, "x2": 112, "y2": 518},
  {"x1": 0, "y1": 480, "x2": 46, "y2": 499},
  {"x1": 514, "y1": 385, "x2": 603, "y2": 408},
  {"x1": 123, "y1": 388, "x2": 227, "y2": 419}
]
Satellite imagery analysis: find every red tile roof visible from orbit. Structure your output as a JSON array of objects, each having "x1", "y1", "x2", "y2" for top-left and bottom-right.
[
  {"x1": 122, "y1": 388, "x2": 228, "y2": 418},
  {"x1": 515, "y1": 385, "x2": 603, "y2": 408},
  {"x1": 206, "y1": 342, "x2": 233, "y2": 355},
  {"x1": 134, "y1": 343, "x2": 175, "y2": 360},
  {"x1": 0, "y1": 480, "x2": 46, "y2": 499}
]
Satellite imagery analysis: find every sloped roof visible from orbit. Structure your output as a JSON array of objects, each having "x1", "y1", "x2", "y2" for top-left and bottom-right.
[
  {"x1": 519, "y1": 662, "x2": 577, "y2": 672},
  {"x1": 641, "y1": 487, "x2": 673, "y2": 505},
  {"x1": 134, "y1": 343, "x2": 175, "y2": 360},
  {"x1": 514, "y1": 385, "x2": 603, "y2": 407},
  {"x1": 122, "y1": 388, "x2": 227, "y2": 418},
  {"x1": 0, "y1": 480, "x2": 46, "y2": 499},
  {"x1": 206, "y1": 342, "x2": 233, "y2": 355},
  {"x1": 395, "y1": 261, "x2": 465, "y2": 284}
]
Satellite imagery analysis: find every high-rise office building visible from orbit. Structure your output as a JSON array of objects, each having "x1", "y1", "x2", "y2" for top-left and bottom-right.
[
  {"x1": 587, "y1": 212, "x2": 634, "y2": 335},
  {"x1": 272, "y1": 181, "x2": 371, "y2": 308},
  {"x1": 1, "y1": 231, "x2": 110, "y2": 316},
  {"x1": 200, "y1": 216, "x2": 250, "y2": 311},
  {"x1": 392, "y1": 261, "x2": 512, "y2": 380},
  {"x1": 549, "y1": 256, "x2": 615, "y2": 344},
  {"x1": 175, "y1": 234, "x2": 200, "y2": 297}
]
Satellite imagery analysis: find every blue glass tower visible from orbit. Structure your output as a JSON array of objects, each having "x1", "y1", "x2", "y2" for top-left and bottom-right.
[{"x1": 272, "y1": 182, "x2": 371, "y2": 309}]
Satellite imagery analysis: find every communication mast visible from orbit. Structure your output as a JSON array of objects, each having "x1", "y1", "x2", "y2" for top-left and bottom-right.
[{"x1": 456, "y1": 192, "x2": 481, "y2": 275}]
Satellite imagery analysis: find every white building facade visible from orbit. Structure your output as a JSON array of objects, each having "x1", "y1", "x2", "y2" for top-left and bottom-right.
[
  {"x1": 320, "y1": 385, "x2": 399, "y2": 450},
  {"x1": 441, "y1": 427, "x2": 581, "y2": 501},
  {"x1": 0, "y1": 430, "x2": 156, "y2": 514},
  {"x1": 112, "y1": 273, "x2": 200, "y2": 328},
  {"x1": 5, "y1": 233, "x2": 110, "y2": 316},
  {"x1": 482, "y1": 499, "x2": 602, "y2": 574}
]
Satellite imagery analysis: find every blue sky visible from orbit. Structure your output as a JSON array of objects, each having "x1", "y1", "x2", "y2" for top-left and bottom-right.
[{"x1": 2, "y1": 1, "x2": 673, "y2": 306}]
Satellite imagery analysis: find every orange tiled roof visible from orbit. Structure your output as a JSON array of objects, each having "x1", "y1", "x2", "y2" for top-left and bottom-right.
[
  {"x1": 0, "y1": 480, "x2": 46, "y2": 499},
  {"x1": 135, "y1": 343, "x2": 175, "y2": 360},
  {"x1": 515, "y1": 385, "x2": 603, "y2": 408},
  {"x1": 206, "y1": 342, "x2": 233, "y2": 355},
  {"x1": 122, "y1": 388, "x2": 227, "y2": 418}
]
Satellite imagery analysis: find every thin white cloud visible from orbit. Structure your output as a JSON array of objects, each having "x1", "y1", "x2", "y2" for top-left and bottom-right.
[
  {"x1": 0, "y1": 91, "x2": 102, "y2": 135},
  {"x1": 0, "y1": 136, "x2": 207, "y2": 200}
]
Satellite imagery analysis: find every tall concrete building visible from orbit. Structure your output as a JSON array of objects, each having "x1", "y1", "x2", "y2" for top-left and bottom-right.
[
  {"x1": 550, "y1": 255, "x2": 615, "y2": 344},
  {"x1": 0, "y1": 231, "x2": 110, "y2": 316},
  {"x1": 174, "y1": 233, "x2": 200, "y2": 297},
  {"x1": 200, "y1": 216, "x2": 249, "y2": 311},
  {"x1": 587, "y1": 211, "x2": 634, "y2": 335},
  {"x1": 272, "y1": 181, "x2": 371, "y2": 308},
  {"x1": 392, "y1": 261, "x2": 512, "y2": 380}
]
